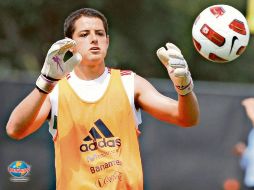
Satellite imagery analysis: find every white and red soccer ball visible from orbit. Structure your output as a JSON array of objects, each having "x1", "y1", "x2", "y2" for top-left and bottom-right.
[{"x1": 192, "y1": 4, "x2": 250, "y2": 63}]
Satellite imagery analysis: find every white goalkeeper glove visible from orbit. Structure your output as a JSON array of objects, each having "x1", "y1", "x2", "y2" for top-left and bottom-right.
[
  {"x1": 36, "y1": 38, "x2": 82, "y2": 93},
  {"x1": 156, "y1": 43, "x2": 193, "y2": 96}
]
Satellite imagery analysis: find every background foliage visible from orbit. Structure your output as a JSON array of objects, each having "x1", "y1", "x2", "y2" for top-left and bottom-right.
[{"x1": 0, "y1": 0, "x2": 253, "y2": 83}]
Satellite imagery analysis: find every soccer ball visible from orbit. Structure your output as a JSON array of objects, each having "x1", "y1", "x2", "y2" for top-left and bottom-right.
[{"x1": 192, "y1": 4, "x2": 250, "y2": 63}]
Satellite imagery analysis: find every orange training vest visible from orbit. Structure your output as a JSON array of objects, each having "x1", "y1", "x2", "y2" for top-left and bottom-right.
[{"x1": 55, "y1": 69, "x2": 143, "y2": 190}]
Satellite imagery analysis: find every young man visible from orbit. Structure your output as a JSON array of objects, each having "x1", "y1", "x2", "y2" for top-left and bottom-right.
[{"x1": 6, "y1": 8, "x2": 199, "y2": 190}]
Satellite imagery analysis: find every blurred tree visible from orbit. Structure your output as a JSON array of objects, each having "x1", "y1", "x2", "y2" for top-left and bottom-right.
[{"x1": 0, "y1": 0, "x2": 253, "y2": 83}]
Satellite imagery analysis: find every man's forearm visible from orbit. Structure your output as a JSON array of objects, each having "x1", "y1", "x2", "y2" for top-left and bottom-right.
[
  {"x1": 178, "y1": 92, "x2": 200, "y2": 127},
  {"x1": 6, "y1": 88, "x2": 49, "y2": 139}
]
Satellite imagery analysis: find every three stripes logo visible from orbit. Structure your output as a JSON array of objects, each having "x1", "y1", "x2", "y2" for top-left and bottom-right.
[{"x1": 80, "y1": 119, "x2": 121, "y2": 152}]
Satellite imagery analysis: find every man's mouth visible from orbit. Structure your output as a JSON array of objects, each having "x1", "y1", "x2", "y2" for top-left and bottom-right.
[{"x1": 90, "y1": 47, "x2": 100, "y2": 52}]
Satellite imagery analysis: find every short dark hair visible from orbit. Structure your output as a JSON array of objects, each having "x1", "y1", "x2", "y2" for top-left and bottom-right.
[{"x1": 64, "y1": 8, "x2": 108, "y2": 38}]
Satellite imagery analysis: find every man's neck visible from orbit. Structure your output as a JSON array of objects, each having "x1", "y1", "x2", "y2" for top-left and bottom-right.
[{"x1": 74, "y1": 62, "x2": 106, "y2": 80}]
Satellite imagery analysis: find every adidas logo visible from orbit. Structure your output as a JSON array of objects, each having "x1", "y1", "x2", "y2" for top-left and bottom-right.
[{"x1": 80, "y1": 119, "x2": 121, "y2": 152}]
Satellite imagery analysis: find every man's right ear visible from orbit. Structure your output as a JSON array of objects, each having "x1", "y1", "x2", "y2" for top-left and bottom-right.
[{"x1": 106, "y1": 35, "x2": 110, "y2": 45}]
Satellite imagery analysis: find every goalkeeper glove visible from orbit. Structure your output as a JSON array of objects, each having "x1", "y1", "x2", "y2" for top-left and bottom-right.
[
  {"x1": 36, "y1": 38, "x2": 82, "y2": 93},
  {"x1": 156, "y1": 43, "x2": 193, "y2": 96}
]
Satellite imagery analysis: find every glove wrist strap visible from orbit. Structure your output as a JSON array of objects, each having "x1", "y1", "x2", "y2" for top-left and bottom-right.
[
  {"x1": 36, "y1": 74, "x2": 58, "y2": 94},
  {"x1": 174, "y1": 78, "x2": 193, "y2": 96}
]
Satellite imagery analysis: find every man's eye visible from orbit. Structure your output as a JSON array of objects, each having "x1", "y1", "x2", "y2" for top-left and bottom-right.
[
  {"x1": 80, "y1": 33, "x2": 88, "y2": 37},
  {"x1": 97, "y1": 32, "x2": 105, "y2": 36}
]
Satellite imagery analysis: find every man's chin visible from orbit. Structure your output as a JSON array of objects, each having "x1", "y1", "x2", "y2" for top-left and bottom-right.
[{"x1": 88, "y1": 54, "x2": 103, "y2": 60}]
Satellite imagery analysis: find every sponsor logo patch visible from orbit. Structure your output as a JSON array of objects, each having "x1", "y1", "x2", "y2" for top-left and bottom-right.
[
  {"x1": 95, "y1": 171, "x2": 124, "y2": 188},
  {"x1": 80, "y1": 119, "x2": 121, "y2": 153}
]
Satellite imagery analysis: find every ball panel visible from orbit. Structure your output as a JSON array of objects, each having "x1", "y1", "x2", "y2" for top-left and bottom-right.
[
  {"x1": 209, "y1": 6, "x2": 226, "y2": 18},
  {"x1": 192, "y1": 38, "x2": 201, "y2": 51},
  {"x1": 236, "y1": 46, "x2": 246, "y2": 55},
  {"x1": 209, "y1": 53, "x2": 228, "y2": 63},
  {"x1": 229, "y1": 19, "x2": 247, "y2": 35},
  {"x1": 200, "y1": 24, "x2": 225, "y2": 47}
]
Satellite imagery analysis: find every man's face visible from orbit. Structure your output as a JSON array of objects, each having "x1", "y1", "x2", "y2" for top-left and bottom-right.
[{"x1": 72, "y1": 16, "x2": 109, "y2": 64}]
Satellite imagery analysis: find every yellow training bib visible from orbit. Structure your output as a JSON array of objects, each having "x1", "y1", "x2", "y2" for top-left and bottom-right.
[{"x1": 54, "y1": 69, "x2": 143, "y2": 190}]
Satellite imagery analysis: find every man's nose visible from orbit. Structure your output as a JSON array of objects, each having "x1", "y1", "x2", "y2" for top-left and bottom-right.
[{"x1": 90, "y1": 33, "x2": 98, "y2": 43}]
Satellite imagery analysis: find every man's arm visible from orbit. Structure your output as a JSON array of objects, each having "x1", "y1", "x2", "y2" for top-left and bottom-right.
[
  {"x1": 6, "y1": 38, "x2": 82, "y2": 140},
  {"x1": 135, "y1": 43, "x2": 199, "y2": 127},
  {"x1": 6, "y1": 90, "x2": 51, "y2": 140},
  {"x1": 135, "y1": 75, "x2": 199, "y2": 127}
]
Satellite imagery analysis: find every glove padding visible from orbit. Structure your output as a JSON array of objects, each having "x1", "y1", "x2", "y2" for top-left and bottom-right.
[
  {"x1": 156, "y1": 43, "x2": 193, "y2": 95},
  {"x1": 36, "y1": 38, "x2": 82, "y2": 93}
]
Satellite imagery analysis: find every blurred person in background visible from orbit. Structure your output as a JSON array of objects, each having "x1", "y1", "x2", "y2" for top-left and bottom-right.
[
  {"x1": 234, "y1": 98, "x2": 254, "y2": 190},
  {"x1": 5, "y1": 8, "x2": 199, "y2": 190}
]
